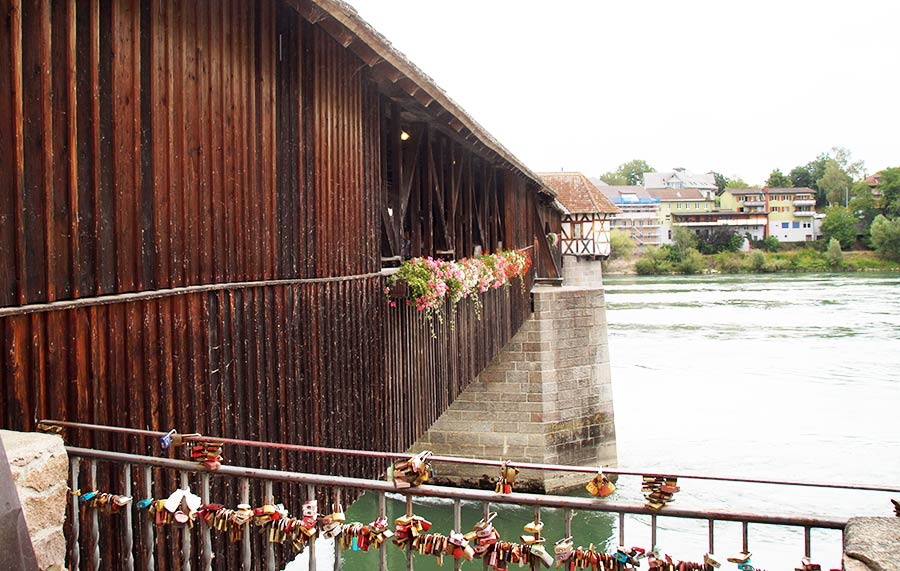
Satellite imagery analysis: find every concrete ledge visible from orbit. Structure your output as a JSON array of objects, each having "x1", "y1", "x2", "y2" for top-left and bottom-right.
[{"x1": 843, "y1": 517, "x2": 900, "y2": 571}]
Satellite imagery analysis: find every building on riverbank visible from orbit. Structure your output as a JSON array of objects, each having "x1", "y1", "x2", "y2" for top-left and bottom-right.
[
  {"x1": 646, "y1": 187, "x2": 716, "y2": 243},
  {"x1": 722, "y1": 187, "x2": 821, "y2": 242},
  {"x1": 671, "y1": 210, "x2": 768, "y2": 241},
  {"x1": 598, "y1": 186, "x2": 662, "y2": 248}
]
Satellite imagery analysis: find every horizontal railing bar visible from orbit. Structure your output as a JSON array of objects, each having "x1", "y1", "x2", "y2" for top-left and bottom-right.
[
  {"x1": 65, "y1": 447, "x2": 848, "y2": 530},
  {"x1": 0, "y1": 272, "x2": 383, "y2": 317},
  {"x1": 47, "y1": 420, "x2": 900, "y2": 494}
]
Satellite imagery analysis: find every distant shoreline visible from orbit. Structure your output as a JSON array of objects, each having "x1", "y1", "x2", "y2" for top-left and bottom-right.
[{"x1": 603, "y1": 250, "x2": 900, "y2": 276}]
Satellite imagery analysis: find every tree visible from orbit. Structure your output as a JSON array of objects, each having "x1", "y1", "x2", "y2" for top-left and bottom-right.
[
  {"x1": 671, "y1": 226, "x2": 698, "y2": 261},
  {"x1": 598, "y1": 171, "x2": 627, "y2": 185},
  {"x1": 600, "y1": 159, "x2": 655, "y2": 186},
  {"x1": 724, "y1": 177, "x2": 756, "y2": 189},
  {"x1": 849, "y1": 185, "x2": 879, "y2": 242},
  {"x1": 696, "y1": 228, "x2": 742, "y2": 254},
  {"x1": 790, "y1": 165, "x2": 814, "y2": 189},
  {"x1": 829, "y1": 146, "x2": 866, "y2": 181},
  {"x1": 876, "y1": 166, "x2": 900, "y2": 218},
  {"x1": 824, "y1": 237, "x2": 844, "y2": 270},
  {"x1": 766, "y1": 169, "x2": 792, "y2": 188},
  {"x1": 759, "y1": 236, "x2": 781, "y2": 252},
  {"x1": 609, "y1": 229, "x2": 635, "y2": 260},
  {"x1": 870, "y1": 215, "x2": 900, "y2": 261},
  {"x1": 820, "y1": 206, "x2": 857, "y2": 249},
  {"x1": 817, "y1": 159, "x2": 852, "y2": 206},
  {"x1": 710, "y1": 171, "x2": 729, "y2": 194}
]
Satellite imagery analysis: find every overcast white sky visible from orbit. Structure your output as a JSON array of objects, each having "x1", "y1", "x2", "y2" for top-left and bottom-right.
[{"x1": 346, "y1": 0, "x2": 899, "y2": 185}]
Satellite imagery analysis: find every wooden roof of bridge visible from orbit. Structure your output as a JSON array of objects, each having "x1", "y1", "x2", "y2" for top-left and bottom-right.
[{"x1": 291, "y1": 0, "x2": 558, "y2": 202}]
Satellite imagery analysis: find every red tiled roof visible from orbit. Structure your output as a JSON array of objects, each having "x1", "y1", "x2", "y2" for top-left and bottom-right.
[{"x1": 537, "y1": 172, "x2": 620, "y2": 215}]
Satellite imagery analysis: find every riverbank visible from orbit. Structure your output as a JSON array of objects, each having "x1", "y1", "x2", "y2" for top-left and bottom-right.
[{"x1": 604, "y1": 248, "x2": 900, "y2": 275}]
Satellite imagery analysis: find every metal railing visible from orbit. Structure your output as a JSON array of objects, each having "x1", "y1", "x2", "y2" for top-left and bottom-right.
[
  {"x1": 46, "y1": 420, "x2": 895, "y2": 571},
  {"x1": 65, "y1": 446, "x2": 851, "y2": 571}
]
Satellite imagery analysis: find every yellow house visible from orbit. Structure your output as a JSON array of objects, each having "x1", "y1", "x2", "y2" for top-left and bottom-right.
[
  {"x1": 646, "y1": 187, "x2": 716, "y2": 242},
  {"x1": 722, "y1": 187, "x2": 819, "y2": 242}
]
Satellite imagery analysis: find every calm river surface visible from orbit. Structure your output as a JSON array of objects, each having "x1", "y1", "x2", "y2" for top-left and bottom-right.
[{"x1": 299, "y1": 273, "x2": 900, "y2": 571}]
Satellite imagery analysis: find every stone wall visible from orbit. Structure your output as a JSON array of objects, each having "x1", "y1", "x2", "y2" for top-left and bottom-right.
[
  {"x1": 1, "y1": 430, "x2": 68, "y2": 570},
  {"x1": 561, "y1": 256, "x2": 605, "y2": 288},
  {"x1": 843, "y1": 517, "x2": 900, "y2": 571},
  {"x1": 410, "y1": 273, "x2": 617, "y2": 493}
]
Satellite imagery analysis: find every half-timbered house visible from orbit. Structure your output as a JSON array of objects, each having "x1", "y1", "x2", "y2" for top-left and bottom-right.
[{"x1": 539, "y1": 172, "x2": 619, "y2": 258}]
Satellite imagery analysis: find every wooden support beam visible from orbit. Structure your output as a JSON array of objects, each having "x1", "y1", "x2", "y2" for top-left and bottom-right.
[
  {"x1": 348, "y1": 41, "x2": 382, "y2": 67},
  {"x1": 395, "y1": 77, "x2": 419, "y2": 97},
  {"x1": 412, "y1": 89, "x2": 433, "y2": 108},
  {"x1": 318, "y1": 16, "x2": 356, "y2": 47},
  {"x1": 371, "y1": 61, "x2": 404, "y2": 84},
  {"x1": 288, "y1": 0, "x2": 327, "y2": 24}
]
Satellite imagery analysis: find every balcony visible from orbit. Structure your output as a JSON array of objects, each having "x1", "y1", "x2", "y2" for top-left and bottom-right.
[
  {"x1": 793, "y1": 199, "x2": 816, "y2": 206},
  {"x1": 742, "y1": 200, "x2": 765, "y2": 207},
  {"x1": 794, "y1": 210, "x2": 815, "y2": 217}
]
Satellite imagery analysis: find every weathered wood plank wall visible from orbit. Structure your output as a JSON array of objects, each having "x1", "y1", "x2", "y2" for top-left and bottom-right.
[{"x1": 0, "y1": 0, "x2": 556, "y2": 567}]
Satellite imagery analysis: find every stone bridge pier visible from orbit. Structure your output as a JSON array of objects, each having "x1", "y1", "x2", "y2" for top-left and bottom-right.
[{"x1": 410, "y1": 262, "x2": 617, "y2": 493}]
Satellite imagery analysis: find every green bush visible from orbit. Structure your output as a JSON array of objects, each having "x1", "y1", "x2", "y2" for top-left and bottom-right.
[
  {"x1": 714, "y1": 251, "x2": 745, "y2": 274},
  {"x1": 635, "y1": 246, "x2": 675, "y2": 275},
  {"x1": 749, "y1": 251, "x2": 767, "y2": 272},
  {"x1": 821, "y1": 206, "x2": 858, "y2": 249},
  {"x1": 679, "y1": 248, "x2": 707, "y2": 274},
  {"x1": 759, "y1": 236, "x2": 781, "y2": 252},
  {"x1": 824, "y1": 238, "x2": 844, "y2": 270},
  {"x1": 870, "y1": 215, "x2": 900, "y2": 261}
]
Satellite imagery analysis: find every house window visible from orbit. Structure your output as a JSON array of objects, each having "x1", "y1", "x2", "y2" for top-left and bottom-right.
[
  {"x1": 792, "y1": 221, "x2": 800, "y2": 229},
  {"x1": 782, "y1": 222, "x2": 789, "y2": 229},
  {"x1": 573, "y1": 223, "x2": 582, "y2": 239}
]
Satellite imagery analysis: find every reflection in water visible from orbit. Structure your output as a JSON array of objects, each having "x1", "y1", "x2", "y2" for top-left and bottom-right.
[{"x1": 321, "y1": 273, "x2": 900, "y2": 571}]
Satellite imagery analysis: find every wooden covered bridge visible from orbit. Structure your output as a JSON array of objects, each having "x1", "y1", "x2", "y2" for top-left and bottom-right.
[{"x1": 0, "y1": 0, "x2": 563, "y2": 479}]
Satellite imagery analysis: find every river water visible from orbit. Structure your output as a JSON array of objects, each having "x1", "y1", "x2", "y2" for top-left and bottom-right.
[{"x1": 297, "y1": 273, "x2": 900, "y2": 571}]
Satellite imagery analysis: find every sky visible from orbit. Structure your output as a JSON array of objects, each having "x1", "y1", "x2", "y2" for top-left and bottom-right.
[{"x1": 345, "y1": 0, "x2": 899, "y2": 186}]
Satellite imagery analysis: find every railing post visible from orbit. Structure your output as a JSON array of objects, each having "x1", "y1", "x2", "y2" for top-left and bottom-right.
[
  {"x1": 123, "y1": 464, "x2": 134, "y2": 571},
  {"x1": 265, "y1": 481, "x2": 275, "y2": 571},
  {"x1": 651, "y1": 514, "x2": 658, "y2": 548},
  {"x1": 89, "y1": 460, "x2": 99, "y2": 571},
  {"x1": 379, "y1": 492, "x2": 388, "y2": 571},
  {"x1": 804, "y1": 526, "x2": 811, "y2": 558},
  {"x1": 563, "y1": 508, "x2": 572, "y2": 538},
  {"x1": 618, "y1": 512, "x2": 625, "y2": 546},
  {"x1": 200, "y1": 473, "x2": 213, "y2": 571},
  {"x1": 707, "y1": 519, "x2": 714, "y2": 554},
  {"x1": 742, "y1": 521, "x2": 749, "y2": 554},
  {"x1": 307, "y1": 485, "x2": 317, "y2": 571},
  {"x1": 181, "y1": 472, "x2": 192, "y2": 571},
  {"x1": 241, "y1": 477, "x2": 251, "y2": 571},
  {"x1": 333, "y1": 488, "x2": 341, "y2": 571},
  {"x1": 453, "y1": 499, "x2": 462, "y2": 571},
  {"x1": 482, "y1": 502, "x2": 489, "y2": 571},
  {"x1": 406, "y1": 495, "x2": 414, "y2": 571},
  {"x1": 68, "y1": 458, "x2": 80, "y2": 571},
  {"x1": 143, "y1": 466, "x2": 155, "y2": 571}
]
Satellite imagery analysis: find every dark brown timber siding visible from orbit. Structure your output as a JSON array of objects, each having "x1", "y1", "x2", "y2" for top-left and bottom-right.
[{"x1": 0, "y1": 0, "x2": 556, "y2": 567}]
